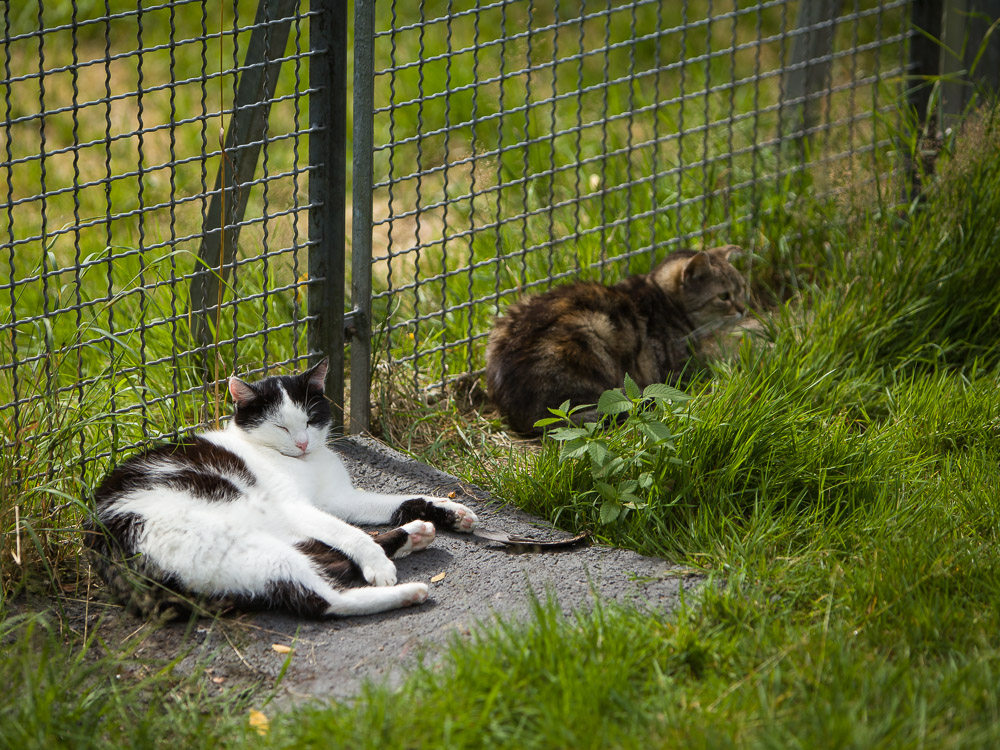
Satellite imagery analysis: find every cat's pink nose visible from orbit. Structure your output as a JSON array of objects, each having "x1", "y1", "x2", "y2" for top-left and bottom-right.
[{"x1": 295, "y1": 438, "x2": 309, "y2": 452}]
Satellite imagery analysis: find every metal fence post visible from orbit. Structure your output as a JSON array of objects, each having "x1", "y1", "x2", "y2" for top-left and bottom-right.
[
  {"x1": 783, "y1": 0, "x2": 843, "y2": 146},
  {"x1": 940, "y1": 0, "x2": 1000, "y2": 124},
  {"x1": 309, "y1": 0, "x2": 348, "y2": 432},
  {"x1": 906, "y1": 0, "x2": 945, "y2": 199},
  {"x1": 909, "y1": 0, "x2": 944, "y2": 125},
  {"x1": 350, "y1": 0, "x2": 375, "y2": 435}
]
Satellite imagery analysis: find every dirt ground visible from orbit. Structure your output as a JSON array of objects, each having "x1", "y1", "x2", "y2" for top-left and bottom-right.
[{"x1": 23, "y1": 436, "x2": 702, "y2": 705}]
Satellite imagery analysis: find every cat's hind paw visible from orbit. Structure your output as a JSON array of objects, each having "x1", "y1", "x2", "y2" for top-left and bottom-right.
[
  {"x1": 398, "y1": 582, "x2": 429, "y2": 607},
  {"x1": 395, "y1": 520, "x2": 436, "y2": 558},
  {"x1": 432, "y1": 499, "x2": 479, "y2": 532}
]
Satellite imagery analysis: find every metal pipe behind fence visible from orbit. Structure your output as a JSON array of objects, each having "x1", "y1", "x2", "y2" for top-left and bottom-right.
[
  {"x1": 940, "y1": 0, "x2": 1000, "y2": 124},
  {"x1": 308, "y1": 0, "x2": 348, "y2": 432},
  {"x1": 350, "y1": 0, "x2": 375, "y2": 435},
  {"x1": 782, "y1": 0, "x2": 843, "y2": 149},
  {"x1": 908, "y1": 0, "x2": 944, "y2": 126}
]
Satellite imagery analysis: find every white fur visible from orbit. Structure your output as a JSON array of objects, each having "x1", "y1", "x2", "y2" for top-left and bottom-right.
[
  {"x1": 393, "y1": 520, "x2": 437, "y2": 558},
  {"x1": 108, "y1": 392, "x2": 479, "y2": 617}
]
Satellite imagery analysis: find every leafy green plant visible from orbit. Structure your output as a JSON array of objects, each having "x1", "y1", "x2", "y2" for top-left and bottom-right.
[{"x1": 535, "y1": 375, "x2": 693, "y2": 525}]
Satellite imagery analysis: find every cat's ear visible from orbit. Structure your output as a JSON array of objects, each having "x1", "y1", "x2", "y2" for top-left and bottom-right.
[
  {"x1": 304, "y1": 357, "x2": 329, "y2": 393},
  {"x1": 710, "y1": 244, "x2": 742, "y2": 262},
  {"x1": 228, "y1": 377, "x2": 258, "y2": 408},
  {"x1": 682, "y1": 251, "x2": 713, "y2": 283}
]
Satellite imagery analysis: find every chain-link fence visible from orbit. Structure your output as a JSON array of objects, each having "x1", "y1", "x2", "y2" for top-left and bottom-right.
[
  {"x1": 348, "y1": 0, "x2": 918, "y2": 432},
  {"x1": 3, "y1": 0, "x2": 981, "y2": 485},
  {"x1": 1, "y1": 0, "x2": 343, "y2": 490}
]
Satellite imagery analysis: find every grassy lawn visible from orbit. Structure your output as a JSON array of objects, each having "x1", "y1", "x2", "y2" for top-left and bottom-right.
[{"x1": 348, "y1": 107, "x2": 1000, "y2": 749}]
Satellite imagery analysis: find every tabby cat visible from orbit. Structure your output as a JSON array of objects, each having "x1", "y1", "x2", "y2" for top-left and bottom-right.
[
  {"x1": 485, "y1": 245, "x2": 748, "y2": 434},
  {"x1": 86, "y1": 358, "x2": 479, "y2": 620}
]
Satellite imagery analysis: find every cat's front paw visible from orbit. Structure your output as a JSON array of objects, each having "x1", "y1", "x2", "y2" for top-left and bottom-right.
[
  {"x1": 431, "y1": 499, "x2": 479, "y2": 532},
  {"x1": 362, "y1": 556, "x2": 397, "y2": 587}
]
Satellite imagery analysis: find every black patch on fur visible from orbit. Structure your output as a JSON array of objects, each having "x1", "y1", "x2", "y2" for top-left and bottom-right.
[
  {"x1": 295, "y1": 539, "x2": 362, "y2": 586},
  {"x1": 93, "y1": 437, "x2": 254, "y2": 514},
  {"x1": 296, "y1": 528, "x2": 412, "y2": 587},
  {"x1": 232, "y1": 369, "x2": 331, "y2": 431},
  {"x1": 256, "y1": 581, "x2": 331, "y2": 619},
  {"x1": 174, "y1": 580, "x2": 330, "y2": 620},
  {"x1": 370, "y1": 527, "x2": 410, "y2": 558},
  {"x1": 85, "y1": 509, "x2": 145, "y2": 557},
  {"x1": 166, "y1": 469, "x2": 243, "y2": 502},
  {"x1": 389, "y1": 498, "x2": 458, "y2": 530}
]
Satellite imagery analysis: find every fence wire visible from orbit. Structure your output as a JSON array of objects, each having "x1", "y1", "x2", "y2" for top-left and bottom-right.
[
  {"x1": 2, "y1": 0, "x2": 922, "y2": 483},
  {"x1": 351, "y1": 0, "x2": 915, "y2": 431},
  {"x1": 1, "y1": 0, "x2": 317, "y2": 484}
]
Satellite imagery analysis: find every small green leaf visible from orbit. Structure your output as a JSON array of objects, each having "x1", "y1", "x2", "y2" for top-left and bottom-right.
[
  {"x1": 638, "y1": 472, "x2": 653, "y2": 489},
  {"x1": 595, "y1": 480, "x2": 619, "y2": 501},
  {"x1": 597, "y1": 389, "x2": 632, "y2": 415},
  {"x1": 594, "y1": 455, "x2": 626, "y2": 479},
  {"x1": 549, "y1": 427, "x2": 589, "y2": 441},
  {"x1": 643, "y1": 383, "x2": 692, "y2": 402},
  {"x1": 599, "y1": 499, "x2": 622, "y2": 524},
  {"x1": 639, "y1": 421, "x2": 675, "y2": 443},
  {"x1": 560, "y1": 440, "x2": 589, "y2": 460},
  {"x1": 533, "y1": 417, "x2": 563, "y2": 428},
  {"x1": 587, "y1": 441, "x2": 610, "y2": 467},
  {"x1": 620, "y1": 492, "x2": 643, "y2": 508},
  {"x1": 624, "y1": 374, "x2": 641, "y2": 400}
]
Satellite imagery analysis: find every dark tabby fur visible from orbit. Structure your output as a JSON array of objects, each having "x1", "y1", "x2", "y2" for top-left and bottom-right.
[{"x1": 486, "y1": 245, "x2": 748, "y2": 433}]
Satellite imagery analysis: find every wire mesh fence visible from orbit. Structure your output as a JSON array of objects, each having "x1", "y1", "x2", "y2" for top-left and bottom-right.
[
  {"x1": 1, "y1": 0, "x2": 933, "y2": 487},
  {"x1": 1, "y1": 0, "x2": 325, "y2": 488},
  {"x1": 349, "y1": 0, "x2": 916, "y2": 433}
]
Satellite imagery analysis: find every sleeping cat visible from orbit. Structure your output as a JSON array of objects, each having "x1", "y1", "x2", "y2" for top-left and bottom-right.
[
  {"x1": 486, "y1": 245, "x2": 747, "y2": 434},
  {"x1": 86, "y1": 358, "x2": 479, "y2": 620}
]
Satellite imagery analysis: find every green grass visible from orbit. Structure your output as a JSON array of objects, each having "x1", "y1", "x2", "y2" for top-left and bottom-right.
[{"x1": 0, "y1": 613, "x2": 264, "y2": 750}]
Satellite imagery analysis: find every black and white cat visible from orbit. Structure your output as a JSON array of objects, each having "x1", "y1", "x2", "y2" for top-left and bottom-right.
[{"x1": 86, "y1": 358, "x2": 479, "y2": 620}]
